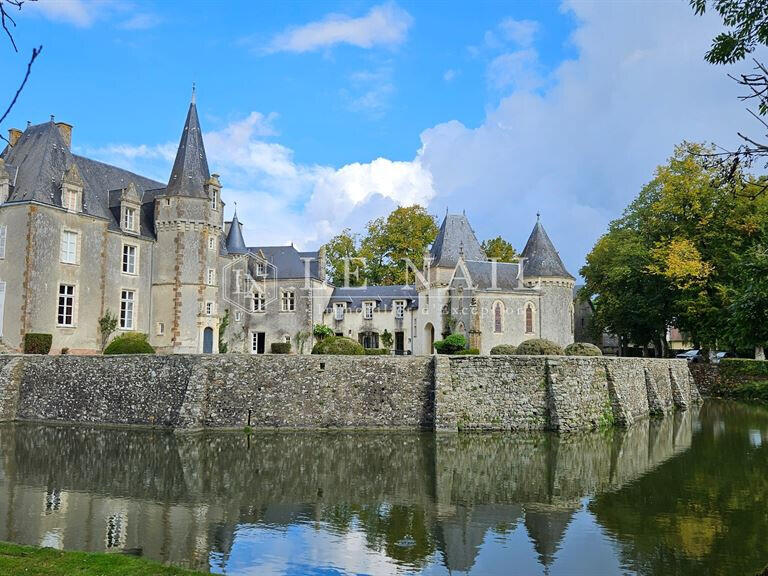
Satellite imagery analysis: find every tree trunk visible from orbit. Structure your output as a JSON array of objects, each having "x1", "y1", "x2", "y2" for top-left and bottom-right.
[{"x1": 757, "y1": 346, "x2": 766, "y2": 361}]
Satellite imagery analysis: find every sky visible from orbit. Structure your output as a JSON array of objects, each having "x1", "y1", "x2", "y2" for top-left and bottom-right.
[{"x1": 2, "y1": 0, "x2": 763, "y2": 277}]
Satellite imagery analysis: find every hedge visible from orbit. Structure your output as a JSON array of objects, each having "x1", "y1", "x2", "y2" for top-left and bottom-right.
[
  {"x1": 270, "y1": 342, "x2": 291, "y2": 354},
  {"x1": 23, "y1": 333, "x2": 52, "y2": 355},
  {"x1": 311, "y1": 336, "x2": 365, "y2": 355},
  {"x1": 364, "y1": 348, "x2": 389, "y2": 355},
  {"x1": 434, "y1": 333, "x2": 467, "y2": 354},
  {"x1": 103, "y1": 333, "x2": 155, "y2": 355},
  {"x1": 490, "y1": 344, "x2": 517, "y2": 355},
  {"x1": 564, "y1": 342, "x2": 603, "y2": 357},
  {"x1": 455, "y1": 348, "x2": 480, "y2": 355},
  {"x1": 516, "y1": 338, "x2": 564, "y2": 356}
]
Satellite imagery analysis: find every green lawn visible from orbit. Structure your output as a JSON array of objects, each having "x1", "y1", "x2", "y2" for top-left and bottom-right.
[{"x1": 0, "y1": 541, "x2": 207, "y2": 575}]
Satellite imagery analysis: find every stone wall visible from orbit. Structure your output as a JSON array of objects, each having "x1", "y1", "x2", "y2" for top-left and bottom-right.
[
  {"x1": 689, "y1": 363, "x2": 720, "y2": 396},
  {"x1": 0, "y1": 354, "x2": 697, "y2": 432}
]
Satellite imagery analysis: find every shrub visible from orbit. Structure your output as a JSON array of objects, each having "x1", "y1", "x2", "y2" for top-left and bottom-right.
[
  {"x1": 364, "y1": 348, "x2": 389, "y2": 355},
  {"x1": 312, "y1": 336, "x2": 365, "y2": 355},
  {"x1": 60, "y1": 347, "x2": 70, "y2": 355},
  {"x1": 23, "y1": 333, "x2": 52, "y2": 355},
  {"x1": 271, "y1": 342, "x2": 291, "y2": 354},
  {"x1": 455, "y1": 348, "x2": 480, "y2": 355},
  {"x1": 516, "y1": 338, "x2": 564, "y2": 356},
  {"x1": 564, "y1": 342, "x2": 603, "y2": 357},
  {"x1": 313, "y1": 324, "x2": 334, "y2": 341},
  {"x1": 490, "y1": 344, "x2": 517, "y2": 355},
  {"x1": 104, "y1": 333, "x2": 155, "y2": 355},
  {"x1": 434, "y1": 333, "x2": 467, "y2": 354},
  {"x1": 380, "y1": 329, "x2": 393, "y2": 350}
]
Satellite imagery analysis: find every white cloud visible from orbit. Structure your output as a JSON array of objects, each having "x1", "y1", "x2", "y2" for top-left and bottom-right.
[
  {"x1": 267, "y1": 2, "x2": 412, "y2": 53},
  {"x1": 443, "y1": 69, "x2": 458, "y2": 82},
  {"x1": 499, "y1": 18, "x2": 539, "y2": 47},
  {"x1": 25, "y1": 0, "x2": 160, "y2": 30},
  {"x1": 118, "y1": 12, "x2": 162, "y2": 30},
  {"x1": 487, "y1": 49, "x2": 542, "y2": 91},
  {"x1": 343, "y1": 67, "x2": 395, "y2": 115}
]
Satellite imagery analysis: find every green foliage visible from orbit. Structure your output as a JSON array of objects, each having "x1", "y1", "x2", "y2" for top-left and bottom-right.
[
  {"x1": 490, "y1": 344, "x2": 517, "y2": 355},
  {"x1": 720, "y1": 358, "x2": 768, "y2": 378},
  {"x1": 433, "y1": 333, "x2": 467, "y2": 354},
  {"x1": 565, "y1": 342, "x2": 603, "y2": 357},
  {"x1": 23, "y1": 333, "x2": 52, "y2": 355},
  {"x1": 313, "y1": 324, "x2": 334, "y2": 340},
  {"x1": 294, "y1": 331, "x2": 309, "y2": 354},
  {"x1": 98, "y1": 310, "x2": 117, "y2": 350},
  {"x1": 380, "y1": 329, "x2": 393, "y2": 350},
  {"x1": 481, "y1": 236, "x2": 518, "y2": 262},
  {"x1": 364, "y1": 348, "x2": 389, "y2": 355},
  {"x1": 324, "y1": 228, "x2": 364, "y2": 286},
  {"x1": 0, "y1": 540, "x2": 205, "y2": 575},
  {"x1": 311, "y1": 335, "x2": 365, "y2": 355},
  {"x1": 103, "y1": 332, "x2": 155, "y2": 355},
  {"x1": 727, "y1": 245, "x2": 768, "y2": 355},
  {"x1": 270, "y1": 342, "x2": 291, "y2": 354},
  {"x1": 516, "y1": 338, "x2": 564, "y2": 356},
  {"x1": 218, "y1": 309, "x2": 229, "y2": 354},
  {"x1": 690, "y1": 0, "x2": 768, "y2": 65},
  {"x1": 455, "y1": 348, "x2": 480, "y2": 355}
]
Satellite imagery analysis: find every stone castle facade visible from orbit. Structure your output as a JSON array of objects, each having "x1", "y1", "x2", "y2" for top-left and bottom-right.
[{"x1": 0, "y1": 99, "x2": 575, "y2": 355}]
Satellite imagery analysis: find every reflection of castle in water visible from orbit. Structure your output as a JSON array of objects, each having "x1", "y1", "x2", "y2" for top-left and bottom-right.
[{"x1": 0, "y1": 409, "x2": 697, "y2": 573}]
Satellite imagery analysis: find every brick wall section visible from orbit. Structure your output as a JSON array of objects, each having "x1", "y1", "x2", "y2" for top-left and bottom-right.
[{"x1": 0, "y1": 355, "x2": 698, "y2": 431}]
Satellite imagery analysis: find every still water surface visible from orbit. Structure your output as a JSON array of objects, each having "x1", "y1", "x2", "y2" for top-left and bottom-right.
[{"x1": 0, "y1": 400, "x2": 766, "y2": 575}]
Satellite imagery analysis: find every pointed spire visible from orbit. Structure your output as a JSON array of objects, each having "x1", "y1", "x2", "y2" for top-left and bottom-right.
[
  {"x1": 191, "y1": 82, "x2": 196, "y2": 104},
  {"x1": 430, "y1": 212, "x2": 486, "y2": 268},
  {"x1": 521, "y1": 217, "x2": 573, "y2": 279},
  {"x1": 226, "y1": 208, "x2": 248, "y2": 254},
  {"x1": 165, "y1": 98, "x2": 210, "y2": 198}
]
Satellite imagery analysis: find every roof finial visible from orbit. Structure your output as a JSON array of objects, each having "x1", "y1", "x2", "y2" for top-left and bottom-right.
[
  {"x1": 191, "y1": 82, "x2": 196, "y2": 104},
  {"x1": 536, "y1": 211, "x2": 541, "y2": 222}
]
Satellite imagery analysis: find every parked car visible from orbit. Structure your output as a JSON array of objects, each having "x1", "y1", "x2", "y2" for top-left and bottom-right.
[
  {"x1": 676, "y1": 349, "x2": 705, "y2": 363},
  {"x1": 713, "y1": 351, "x2": 736, "y2": 364}
]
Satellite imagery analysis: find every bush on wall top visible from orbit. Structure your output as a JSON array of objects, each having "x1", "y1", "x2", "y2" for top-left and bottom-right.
[
  {"x1": 104, "y1": 333, "x2": 155, "y2": 355},
  {"x1": 434, "y1": 333, "x2": 467, "y2": 354},
  {"x1": 271, "y1": 342, "x2": 292, "y2": 354},
  {"x1": 490, "y1": 344, "x2": 517, "y2": 355},
  {"x1": 564, "y1": 342, "x2": 603, "y2": 357},
  {"x1": 516, "y1": 338, "x2": 564, "y2": 356},
  {"x1": 311, "y1": 336, "x2": 365, "y2": 355},
  {"x1": 23, "y1": 333, "x2": 52, "y2": 355}
]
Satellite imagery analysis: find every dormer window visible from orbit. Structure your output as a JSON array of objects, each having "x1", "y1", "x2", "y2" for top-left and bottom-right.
[
  {"x1": 363, "y1": 301, "x2": 375, "y2": 320},
  {"x1": 211, "y1": 188, "x2": 218, "y2": 210},
  {"x1": 62, "y1": 188, "x2": 79, "y2": 212},
  {"x1": 334, "y1": 303, "x2": 345, "y2": 321},
  {"x1": 122, "y1": 206, "x2": 137, "y2": 232},
  {"x1": 394, "y1": 300, "x2": 405, "y2": 319}
]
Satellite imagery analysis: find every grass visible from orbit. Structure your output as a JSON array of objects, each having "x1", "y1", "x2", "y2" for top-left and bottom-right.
[
  {"x1": 0, "y1": 541, "x2": 206, "y2": 575},
  {"x1": 728, "y1": 380, "x2": 768, "y2": 403}
]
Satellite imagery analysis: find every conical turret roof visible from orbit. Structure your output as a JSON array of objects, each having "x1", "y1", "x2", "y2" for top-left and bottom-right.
[
  {"x1": 225, "y1": 209, "x2": 248, "y2": 254},
  {"x1": 166, "y1": 98, "x2": 210, "y2": 198},
  {"x1": 429, "y1": 213, "x2": 486, "y2": 268},
  {"x1": 521, "y1": 218, "x2": 573, "y2": 279}
]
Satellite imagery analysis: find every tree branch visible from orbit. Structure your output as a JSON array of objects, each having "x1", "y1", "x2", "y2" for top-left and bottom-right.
[
  {"x1": 0, "y1": 44, "x2": 42, "y2": 144},
  {"x1": 0, "y1": 0, "x2": 26, "y2": 53}
]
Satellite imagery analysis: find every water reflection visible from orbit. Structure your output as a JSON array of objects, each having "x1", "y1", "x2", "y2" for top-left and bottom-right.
[{"x1": 0, "y1": 404, "x2": 747, "y2": 575}]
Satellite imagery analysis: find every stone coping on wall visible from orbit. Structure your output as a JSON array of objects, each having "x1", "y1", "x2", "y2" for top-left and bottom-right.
[{"x1": 0, "y1": 354, "x2": 699, "y2": 432}]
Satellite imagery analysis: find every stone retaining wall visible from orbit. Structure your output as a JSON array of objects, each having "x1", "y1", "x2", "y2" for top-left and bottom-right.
[{"x1": 0, "y1": 354, "x2": 698, "y2": 432}]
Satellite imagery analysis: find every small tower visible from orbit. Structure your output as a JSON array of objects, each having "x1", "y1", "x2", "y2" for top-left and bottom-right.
[
  {"x1": 520, "y1": 217, "x2": 575, "y2": 346},
  {"x1": 151, "y1": 94, "x2": 223, "y2": 353}
]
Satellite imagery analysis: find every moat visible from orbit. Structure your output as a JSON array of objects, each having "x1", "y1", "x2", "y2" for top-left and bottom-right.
[{"x1": 0, "y1": 400, "x2": 765, "y2": 575}]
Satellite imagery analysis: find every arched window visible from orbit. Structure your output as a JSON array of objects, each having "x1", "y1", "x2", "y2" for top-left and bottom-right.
[
  {"x1": 494, "y1": 301, "x2": 503, "y2": 333},
  {"x1": 570, "y1": 303, "x2": 575, "y2": 334},
  {"x1": 525, "y1": 303, "x2": 534, "y2": 334}
]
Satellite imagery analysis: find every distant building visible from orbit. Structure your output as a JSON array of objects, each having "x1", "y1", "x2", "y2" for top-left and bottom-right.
[{"x1": 0, "y1": 97, "x2": 575, "y2": 355}]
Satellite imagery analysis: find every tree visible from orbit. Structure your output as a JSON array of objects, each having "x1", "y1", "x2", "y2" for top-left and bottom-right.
[
  {"x1": 324, "y1": 228, "x2": 363, "y2": 286},
  {"x1": 218, "y1": 309, "x2": 229, "y2": 353},
  {"x1": 1, "y1": 1, "x2": 42, "y2": 144},
  {"x1": 359, "y1": 205, "x2": 438, "y2": 286},
  {"x1": 481, "y1": 236, "x2": 517, "y2": 262},
  {"x1": 98, "y1": 310, "x2": 118, "y2": 351},
  {"x1": 728, "y1": 245, "x2": 768, "y2": 359}
]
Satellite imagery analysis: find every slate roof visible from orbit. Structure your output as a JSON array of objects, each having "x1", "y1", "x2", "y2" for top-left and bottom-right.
[
  {"x1": 225, "y1": 210, "x2": 247, "y2": 254},
  {"x1": 457, "y1": 260, "x2": 522, "y2": 291},
  {"x1": 521, "y1": 220, "x2": 574, "y2": 279},
  {"x1": 0, "y1": 120, "x2": 164, "y2": 239},
  {"x1": 430, "y1": 213, "x2": 487, "y2": 268},
  {"x1": 327, "y1": 285, "x2": 419, "y2": 311},
  {"x1": 246, "y1": 245, "x2": 323, "y2": 281},
  {"x1": 165, "y1": 101, "x2": 210, "y2": 198}
]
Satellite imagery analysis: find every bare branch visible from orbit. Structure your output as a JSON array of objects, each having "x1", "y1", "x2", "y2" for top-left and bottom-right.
[
  {"x1": 0, "y1": 0, "x2": 27, "y2": 53},
  {"x1": 0, "y1": 45, "x2": 42, "y2": 131}
]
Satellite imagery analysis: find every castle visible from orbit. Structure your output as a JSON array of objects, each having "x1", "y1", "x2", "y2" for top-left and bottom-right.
[{"x1": 0, "y1": 98, "x2": 575, "y2": 355}]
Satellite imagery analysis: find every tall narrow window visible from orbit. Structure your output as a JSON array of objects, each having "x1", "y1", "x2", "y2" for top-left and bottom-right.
[
  {"x1": 494, "y1": 302, "x2": 503, "y2": 333},
  {"x1": 394, "y1": 300, "x2": 405, "y2": 319},
  {"x1": 363, "y1": 301, "x2": 374, "y2": 320},
  {"x1": 0, "y1": 225, "x2": 6, "y2": 259},
  {"x1": 205, "y1": 301, "x2": 215, "y2": 316},
  {"x1": 525, "y1": 304, "x2": 534, "y2": 334},
  {"x1": 63, "y1": 189, "x2": 78, "y2": 212},
  {"x1": 206, "y1": 268, "x2": 216, "y2": 285},
  {"x1": 57, "y1": 284, "x2": 75, "y2": 326},
  {"x1": 570, "y1": 304, "x2": 575, "y2": 334},
  {"x1": 120, "y1": 290, "x2": 135, "y2": 330},
  {"x1": 122, "y1": 244, "x2": 137, "y2": 274},
  {"x1": 211, "y1": 189, "x2": 218, "y2": 210},
  {"x1": 123, "y1": 207, "x2": 137, "y2": 232},
  {"x1": 208, "y1": 236, "x2": 216, "y2": 251},
  {"x1": 60, "y1": 231, "x2": 78, "y2": 264},
  {"x1": 281, "y1": 290, "x2": 295, "y2": 312},
  {"x1": 253, "y1": 291, "x2": 265, "y2": 312},
  {"x1": 334, "y1": 303, "x2": 345, "y2": 321}
]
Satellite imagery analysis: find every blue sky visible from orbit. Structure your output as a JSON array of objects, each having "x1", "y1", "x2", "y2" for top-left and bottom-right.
[{"x1": 3, "y1": 0, "x2": 760, "y2": 276}]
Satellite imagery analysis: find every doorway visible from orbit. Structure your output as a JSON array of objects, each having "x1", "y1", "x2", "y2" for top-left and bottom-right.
[
  {"x1": 251, "y1": 332, "x2": 266, "y2": 354},
  {"x1": 203, "y1": 327, "x2": 214, "y2": 354},
  {"x1": 424, "y1": 322, "x2": 434, "y2": 354},
  {"x1": 395, "y1": 331, "x2": 405, "y2": 355}
]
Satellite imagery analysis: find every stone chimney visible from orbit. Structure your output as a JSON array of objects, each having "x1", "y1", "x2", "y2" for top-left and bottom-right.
[
  {"x1": 8, "y1": 128, "x2": 22, "y2": 147},
  {"x1": 317, "y1": 246, "x2": 327, "y2": 280},
  {"x1": 56, "y1": 122, "x2": 72, "y2": 149}
]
